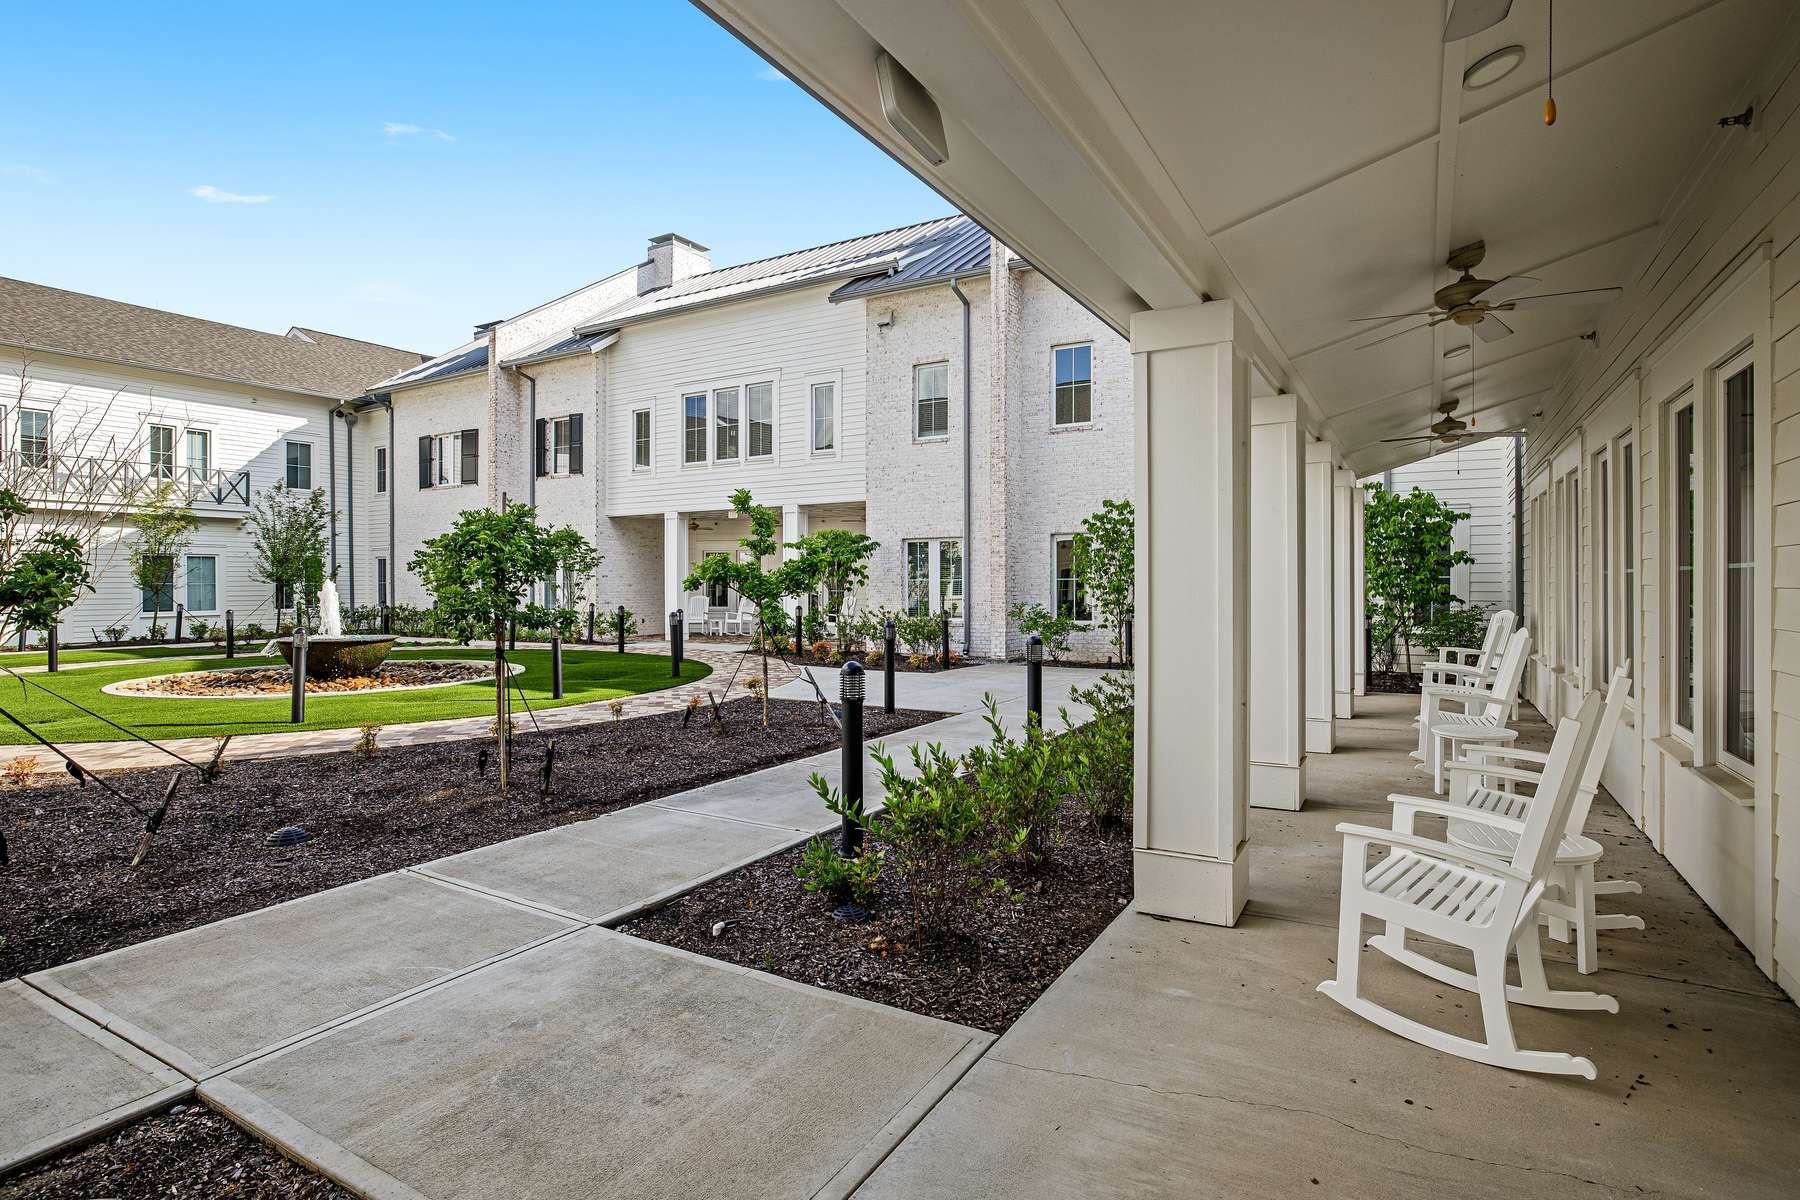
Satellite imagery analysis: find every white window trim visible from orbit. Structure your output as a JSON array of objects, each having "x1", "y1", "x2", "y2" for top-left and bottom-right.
[
  {"x1": 1613, "y1": 433, "x2": 1637, "y2": 717},
  {"x1": 183, "y1": 425, "x2": 214, "y2": 477},
  {"x1": 147, "y1": 422, "x2": 177, "y2": 479},
  {"x1": 682, "y1": 391, "x2": 710, "y2": 467},
  {"x1": 914, "y1": 361, "x2": 951, "y2": 442},
  {"x1": 903, "y1": 536, "x2": 964, "y2": 618},
  {"x1": 1052, "y1": 534, "x2": 1093, "y2": 625},
  {"x1": 373, "y1": 444, "x2": 389, "y2": 494},
  {"x1": 808, "y1": 379, "x2": 839, "y2": 457},
  {"x1": 183, "y1": 553, "x2": 221, "y2": 615},
  {"x1": 1664, "y1": 386, "x2": 1700, "y2": 751},
  {"x1": 1050, "y1": 341, "x2": 1095, "y2": 430},
  {"x1": 1712, "y1": 347, "x2": 1756, "y2": 782},
  {"x1": 1591, "y1": 445, "x2": 1611, "y2": 685},
  {"x1": 284, "y1": 438, "x2": 315, "y2": 490},
  {"x1": 744, "y1": 380, "x2": 777, "y2": 462},
  {"x1": 631, "y1": 406, "x2": 654, "y2": 473},
  {"x1": 712, "y1": 385, "x2": 743, "y2": 465},
  {"x1": 547, "y1": 415, "x2": 575, "y2": 478}
]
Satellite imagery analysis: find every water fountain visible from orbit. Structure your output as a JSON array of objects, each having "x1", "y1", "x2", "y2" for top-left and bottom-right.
[{"x1": 276, "y1": 579, "x2": 396, "y2": 679}]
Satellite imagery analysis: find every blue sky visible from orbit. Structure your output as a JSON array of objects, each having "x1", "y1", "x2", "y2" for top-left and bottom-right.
[{"x1": 0, "y1": 1, "x2": 954, "y2": 353}]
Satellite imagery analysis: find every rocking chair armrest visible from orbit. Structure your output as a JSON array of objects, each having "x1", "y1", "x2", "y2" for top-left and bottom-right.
[
  {"x1": 1436, "y1": 646, "x2": 1483, "y2": 663},
  {"x1": 1335, "y1": 823, "x2": 1529, "y2": 882},
  {"x1": 1419, "y1": 684, "x2": 1493, "y2": 703},
  {"x1": 1422, "y1": 662, "x2": 1486, "y2": 679},
  {"x1": 1387, "y1": 794, "x2": 1528, "y2": 833},
  {"x1": 1443, "y1": 763, "x2": 1541, "y2": 787},
  {"x1": 1462, "y1": 746, "x2": 1549, "y2": 765}
]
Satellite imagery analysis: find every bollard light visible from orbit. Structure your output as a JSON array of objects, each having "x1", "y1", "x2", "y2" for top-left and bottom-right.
[
  {"x1": 551, "y1": 634, "x2": 564, "y2": 699},
  {"x1": 669, "y1": 610, "x2": 684, "y2": 677},
  {"x1": 617, "y1": 604, "x2": 628, "y2": 654},
  {"x1": 882, "y1": 618, "x2": 896, "y2": 714},
  {"x1": 225, "y1": 609, "x2": 236, "y2": 659},
  {"x1": 1025, "y1": 633, "x2": 1044, "y2": 728},
  {"x1": 939, "y1": 610, "x2": 951, "y2": 670},
  {"x1": 290, "y1": 628, "x2": 308, "y2": 724},
  {"x1": 795, "y1": 604, "x2": 805, "y2": 658},
  {"x1": 587, "y1": 603, "x2": 597, "y2": 645},
  {"x1": 839, "y1": 660, "x2": 866, "y2": 856},
  {"x1": 46, "y1": 627, "x2": 58, "y2": 673}
]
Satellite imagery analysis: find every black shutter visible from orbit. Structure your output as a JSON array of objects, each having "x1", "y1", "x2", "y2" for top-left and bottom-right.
[
  {"x1": 534, "y1": 418, "x2": 548, "y2": 478},
  {"x1": 461, "y1": 428, "x2": 479, "y2": 485},
  {"x1": 568, "y1": 414, "x2": 583, "y2": 475},
  {"x1": 418, "y1": 435, "x2": 432, "y2": 489}
]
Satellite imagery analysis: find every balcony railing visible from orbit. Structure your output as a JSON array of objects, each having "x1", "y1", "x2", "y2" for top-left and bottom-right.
[{"x1": 3, "y1": 449, "x2": 253, "y2": 508}]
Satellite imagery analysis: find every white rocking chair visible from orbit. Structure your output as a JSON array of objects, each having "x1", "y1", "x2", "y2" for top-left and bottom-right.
[
  {"x1": 1319, "y1": 693, "x2": 1613, "y2": 1079},
  {"x1": 1432, "y1": 664, "x2": 1642, "y2": 974},
  {"x1": 1419, "y1": 608, "x2": 1514, "y2": 689},
  {"x1": 1413, "y1": 628, "x2": 1531, "y2": 791}
]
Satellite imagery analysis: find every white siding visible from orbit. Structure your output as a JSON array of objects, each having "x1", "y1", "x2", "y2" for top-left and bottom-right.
[{"x1": 1379, "y1": 435, "x2": 1518, "y2": 613}]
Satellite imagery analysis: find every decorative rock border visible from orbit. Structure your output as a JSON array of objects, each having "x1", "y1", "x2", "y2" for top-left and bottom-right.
[{"x1": 102, "y1": 660, "x2": 526, "y2": 700}]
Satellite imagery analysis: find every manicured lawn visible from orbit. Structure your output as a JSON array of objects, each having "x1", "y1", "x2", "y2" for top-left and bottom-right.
[
  {"x1": 0, "y1": 645, "x2": 232, "y2": 669},
  {"x1": 0, "y1": 648, "x2": 709, "y2": 745}
]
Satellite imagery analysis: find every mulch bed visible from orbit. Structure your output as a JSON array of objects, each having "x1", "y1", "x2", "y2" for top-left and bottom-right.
[
  {"x1": 0, "y1": 1102, "x2": 350, "y2": 1200},
  {"x1": 1366, "y1": 670, "x2": 1424, "y2": 695},
  {"x1": 0, "y1": 698, "x2": 944, "y2": 979},
  {"x1": 620, "y1": 797, "x2": 1132, "y2": 1035}
]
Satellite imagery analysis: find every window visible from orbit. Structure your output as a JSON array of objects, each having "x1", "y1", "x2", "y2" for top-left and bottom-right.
[
  {"x1": 810, "y1": 382, "x2": 836, "y2": 452},
  {"x1": 1619, "y1": 438, "x2": 1635, "y2": 679},
  {"x1": 746, "y1": 382, "x2": 774, "y2": 459},
  {"x1": 185, "y1": 555, "x2": 217, "y2": 612},
  {"x1": 1722, "y1": 363, "x2": 1754, "y2": 765},
  {"x1": 140, "y1": 557, "x2": 174, "y2": 614},
  {"x1": 374, "y1": 446, "x2": 388, "y2": 494},
  {"x1": 285, "y1": 440, "x2": 312, "y2": 489},
  {"x1": 543, "y1": 574, "x2": 560, "y2": 609},
  {"x1": 1054, "y1": 536, "x2": 1091, "y2": 621},
  {"x1": 418, "y1": 430, "x2": 478, "y2": 489},
  {"x1": 186, "y1": 429, "x2": 210, "y2": 475},
  {"x1": 714, "y1": 386, "x2": 741, "y2": 462},
  {"x1": 537, "y1": 414, "x2": 582, "y2": 477},
  {"x1": 1053, "y1": 343, "x2": 1093, "y2": 426},
  {"x1": 434, "y1": 434, "x2": 461, "y2": 487},
  {"x1": 915, "y1": 362, "x2": 949, "y2": 439},
  {"x1": 376, "y1": 557, "x2": 389, "y2": 608},
  {"x1": 148, "y1": 425, "x2": 175, "y2": 479},
  {"x1": 1672, "y1": 397, "x2": 1696, "y2": 735},
  {"x1": 276, "y1": 580, "x2": 294, "y2": 611},
  {"x1": 633, "y1": 408, "x2": 652, "y2": 470},
  {"x1": 19, "y1": 410, "x2": 49, "y2": 467},
  {"x1": 903, "y1": 538, "x2": 963, "y2": 617},
  {"x1": 684, "y1": 393, "x2": 708, "y2": 464},
  {"x1": 1595, "y1": 452, "x2": 1610, "y2": 679}
]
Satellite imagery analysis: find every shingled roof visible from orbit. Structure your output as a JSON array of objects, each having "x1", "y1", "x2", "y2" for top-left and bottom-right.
[{"x1": 0, "y1": 276, "x2": 427, "y2": 400}]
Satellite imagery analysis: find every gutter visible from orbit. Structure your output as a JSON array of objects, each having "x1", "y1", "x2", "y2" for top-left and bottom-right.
[
  {"x1": 499, "y1": 331, "x2": 618, "y2": 370},
  {"x1": 379, "y1": 395, "x2": 395, "y2": 605},
  {"x1": 950, "y1": 277, "x2": 972, "y2": 657},
  {"x1": 326, "y1": 410, "x2": 337, "y2": 571},
  {"x1": 570, "y1": 257, "x2": 902, "y2": 338},
  {"x1": 516, "y1": 366, "x2": 538, "y2": 507},
  {"x1": 827, "y1": 258, "x2": 1025, "y2": 305}
]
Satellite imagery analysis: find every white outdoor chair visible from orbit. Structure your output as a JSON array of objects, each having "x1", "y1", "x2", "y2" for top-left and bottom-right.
[
  {"x1": 1435, "y1": 663, "x2": 1642, "y2": 974},
  {"x1": 724, "y1": 600, "x2": 756, "y2": 638},
  {"x1": 1413, "y1": 628, "x2": 1531, "y2": 791},
  {"x1": 684, "y1": 595, "x2": 709, "y2": 637},
  {"x1": 1319, "y1": 693, "x2": 1614, "y2": 1079},
  {"x1": 1420, "y1": 608, "x2": 1514, "y2": 689}
]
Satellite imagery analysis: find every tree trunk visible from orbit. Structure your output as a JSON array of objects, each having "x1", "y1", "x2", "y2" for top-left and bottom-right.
[{"x1": 495, "y1": 617, "x2": 509, "y2": 792}]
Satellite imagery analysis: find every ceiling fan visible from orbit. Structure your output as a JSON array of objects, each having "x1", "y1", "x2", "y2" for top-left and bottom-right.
[
  {"x1": 1353, "y1": 240, "x2": 1621, "y2": 350},
  {"x1": 1380, "y1": 397, "x2": 1521, "y2": 446}
]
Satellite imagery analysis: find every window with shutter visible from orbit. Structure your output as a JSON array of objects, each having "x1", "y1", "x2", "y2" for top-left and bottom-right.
[
  {"x1": 534, "y1": 418, "x2": 548, "y2": 478},
  {"x1": 461, "y1": 428, "x2": 478, "y2": 485},
  {"x1": 567, "y1": 413, "x2": 583, "y2": 475},
  {"x1": 419, "y1": 435, "x2": 433, "y2": 489}
]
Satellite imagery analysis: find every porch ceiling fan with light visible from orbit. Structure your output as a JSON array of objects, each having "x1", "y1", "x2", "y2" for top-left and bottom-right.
[
  {"x1": 1353, "y1": 240, "x2": 1621, "y2": 350},
  {"x1": 1380, "y1": 396, "x2": 1521, "y2": 447}
]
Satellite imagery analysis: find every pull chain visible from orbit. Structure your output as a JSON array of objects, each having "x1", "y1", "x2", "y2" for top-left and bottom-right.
[{"x1": 1544, "y1": 0, "x2": 1557, "y2": 126}]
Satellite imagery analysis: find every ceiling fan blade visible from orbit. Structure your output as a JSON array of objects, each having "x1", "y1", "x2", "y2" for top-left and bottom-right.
[
  {"x1": 1356, "y1": 320, "x2": 1438, "y2": 350},
  {"x1": 1474, "y1": 314, "x2": 1514, "y2": 343},
  {"x1": 1443, "y1": 0, "x2": 1513, "y2": 42},
  {"x1": 1503, "y1": 286, "x2": 1625, "y2": 309},
  {"x1": 1350, "y1": 310, "x2": 1438, "y2": 322},
  {"x1": 1380, "y1": 436, "x2": 1440, "y2": 443},
  {"x1": 1478, "y1": 274, "x2": 1540, "y2": 303}
]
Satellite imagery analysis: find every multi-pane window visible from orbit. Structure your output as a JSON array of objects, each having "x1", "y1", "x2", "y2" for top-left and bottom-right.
[
  {"x1": 903, "y1": 538, "x2": 963, "y2": 617},
  {"x1": 915, "y1": 362, "x2": 949, "y2": 439},
  {"x1": 1620, "y1": 439, "x2": 1635, "y2": 679},
  {"x1": 1673, "y1": 399, "x2": 1696, "y2": 734},
  {"x1": 633, "y1": 409, "x2": 652, "y2": 470},
  {"x1": 185, "y1": 429, "x2": 210, "y2": 475},
  {"x1": 747, "y1": 382, "x2": 774, "y2": 459},
  {"x1": 185, "y1": 555, "x2": 217, "y2": 611},
  {"x1": 684, "y1": 393, "x2": 708, "y2": 464},
  {"x1": 547, "y1": 415, "x2": 577, "y2": 476},
  {"x1": 811, "y1": 382, "x2": 836, "y2": 452},
  {"x1": 149, "y1": 425, "x2": 175, "y2": 479},
  {"x1": 1054, "y1": 536, "x2": 1091, "y2": 621},
  {"x1": 376, "y1": 558, "x2": 389, "y2": 608},
  {"x1": 1722, "y1": 364, "x2": 1754, "y2": 764},
  {"x1": 1596, "y1": 453, "x2": 1610, "y2": 678},
  {"x1": 285, "y1": 440, "x2": 312, "y2": 489},
  {"x1": 1053, "y1": 343, "x2": 1093, "y2": 426},
  {"x1": 19, "y1": 410, "x2": 50, "y2": 467},
  {"x1": 714, "y1": 386, "x2": 741, "y2": 462},
  {"x1": 374, "y1": 446, "x2": 388, "y2": 494},
  {"x1": 140, "y1": 558, "x2": 175, "y2": 614},
  {"x1": 431, "y1": 433, "x2": 462, "y2": 487}
]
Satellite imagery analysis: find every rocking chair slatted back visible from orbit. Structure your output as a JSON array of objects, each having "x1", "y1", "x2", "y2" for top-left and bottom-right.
[
  {"x1": 1484, "y1": 628, "x2": 1531, "y2": 707},
  {"x1": 1474, "y1": 609, "x2": 1516, "y2": 672},
  {"x1": 1565, "y1": 662, "x2": 1632, "y2": 836},
  {"x1": 1509, "y1": 692, "x2": 1602, "y2": 884}
]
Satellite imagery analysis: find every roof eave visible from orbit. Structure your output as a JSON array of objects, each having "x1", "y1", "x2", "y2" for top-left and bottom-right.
[
  {"x1": 498, "y1": 331, "x2": 620, "y2": 369},
  {"x1": 571, "y1": 256, "x2": 903, "y2": 337},
  {"x1": 0, "y1": 338, "x2": 360, "y2": 403},
  {"x1": 828, "y1": 264, "x2": 996, "y2": 303}
]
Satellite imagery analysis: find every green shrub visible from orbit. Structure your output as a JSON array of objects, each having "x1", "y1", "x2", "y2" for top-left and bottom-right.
[
  {"x1": 103, "y1": 625, "x2": 127, "y2": 643},
  {"x1": 603, "y1": 607, "x2": 640, "y2": 640},
  {"x1": 1414, "y1": 603, "x2": 1489, "y2": 661},
  {"x1": 896, "y1": 610, "x2": 941, "y2": 657},
  {"x1": 965, "y1": 694, "x2": 1062, "y2": 866},
  {"x1": 1059, "y1": 672, "x2": 1134, "y2": 835},
  {"x1": 793, "y1": 835, "x2": 882, "y2": 905},
  {"x1": 1008, "y1": 602, "x2": 1076, "y2": 660},
  {"x1": 869, "y1": 741, "x2": 1007, "y2": 943}
]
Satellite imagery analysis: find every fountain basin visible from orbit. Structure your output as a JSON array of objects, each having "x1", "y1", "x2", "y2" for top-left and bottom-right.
[{"x1": 276, "y1": 635, "x2": 397, "y2": 680}]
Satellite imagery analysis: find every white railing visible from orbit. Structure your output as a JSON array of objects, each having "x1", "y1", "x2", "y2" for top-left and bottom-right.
[{"x1": 3, "y1": 449, "x2": 252, "y2": 508}]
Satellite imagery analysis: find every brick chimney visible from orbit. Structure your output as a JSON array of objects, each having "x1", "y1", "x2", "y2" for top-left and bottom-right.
[{"x1": 638, "y1": 233, "x2": 710, "y2": 294}]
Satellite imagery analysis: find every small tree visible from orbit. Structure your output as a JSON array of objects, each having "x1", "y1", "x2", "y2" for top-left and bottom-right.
[
  {"x1": 684, "y1": 489, "x2": 797, "y2": 727},
  {"x1": 410, "y1": 504, "x2": 600, "y2": 790},
  {"x1": 127, "y1": 483, "x2": 198, "y2": 639},
  {"x1": 1362, "y1": 483, "x2": 1475, "y2": 672},
  {"x1": 1071, "y1": 498, "x2": 1134, "y2": 661},
  {"x1": 785, "y1": 527, "x2": 879, "y2": 654},
  {"x1": 0, "y1": 489, "x2": 92, "y2": 645},
  {"x1": 247, "y1": 483, "x2": 329, "y2": 630}
]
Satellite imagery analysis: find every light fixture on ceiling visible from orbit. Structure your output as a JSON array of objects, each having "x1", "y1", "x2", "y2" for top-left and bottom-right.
[
  {"x1": 1443, "y1": 343, "x2": 1471, "y2": 359},
  {"x1": 1463, "y1": 45, "x2": 1525, "y2": 90}
]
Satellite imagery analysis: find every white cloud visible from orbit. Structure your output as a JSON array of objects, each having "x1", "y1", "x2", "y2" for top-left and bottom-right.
[
  {"x1": 1, "y1": 163, "x2": 54, "y2": 184},
  {"x1": 754, "y1": 65, "x2": 785, "y2": 82},
  {"x1": 190, "y1": 184, "x2": 274, "y2": 204},
  {"x1": 383, "y1": 121, "x2": 454, "y2": 141}
]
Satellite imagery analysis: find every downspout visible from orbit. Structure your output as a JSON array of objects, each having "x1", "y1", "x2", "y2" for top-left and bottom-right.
[
  {"x1": 517, "y1": 366, "x2": 538, "y2": 508},
  {"x1": 949, "y1": 277, "x2": 972, "y2": 657},
  {"x1": 327, "y1": 408, "x2": 338, "y2": 574},
  {"x1": 382, "y1": 396, "x2": 396, "y2": 605},
  {"x1": 342, "y1": 408, "x2": 356, "y2": 607}
]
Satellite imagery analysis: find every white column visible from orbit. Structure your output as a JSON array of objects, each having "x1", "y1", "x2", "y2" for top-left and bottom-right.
[
  {"x1": 1132, "y1": 301, "x2": 1252, "y2": 926},
  {"x1": 1304, "y1": 441, "x2": 1338, "y2": 753},
  {"x1": 1249, "y1": 396, "x2": 1306, "y2": 810},
  {"x1": 781, "y1": 502, "x2": 809, "y2": 611},
  {"x1": 662, "y1": 512, "x2": 689, "y2": 635},
  {"x1": 1352, "y1": 483, "x2": 1368, "y2": 699},
  {"x1": 1333, "y1": 468, "x2": 1355, "y2": 719}
]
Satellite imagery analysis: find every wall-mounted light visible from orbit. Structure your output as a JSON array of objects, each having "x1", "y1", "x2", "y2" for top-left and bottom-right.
[{"x1": 1463, "y1": 44, "x2": 1525, "y2": 90}]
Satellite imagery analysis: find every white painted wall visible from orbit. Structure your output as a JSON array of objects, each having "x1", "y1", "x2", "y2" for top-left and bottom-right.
[{"x1": 1379, "y1": 435, "x2": 1517, "y2": 614}]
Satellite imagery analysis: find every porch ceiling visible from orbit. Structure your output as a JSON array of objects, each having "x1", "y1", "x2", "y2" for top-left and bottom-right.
[{"x1": 697, "y1": 0, "x2": 1795, "y2": 473}]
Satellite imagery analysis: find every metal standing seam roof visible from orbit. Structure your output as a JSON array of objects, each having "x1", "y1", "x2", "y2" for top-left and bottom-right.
[
  {"x1": 376, "y1": 340, "x2": 489, "y2": 391},
  {"x1": 828, "y1": 217, "x2": 997, "y2": 300}
]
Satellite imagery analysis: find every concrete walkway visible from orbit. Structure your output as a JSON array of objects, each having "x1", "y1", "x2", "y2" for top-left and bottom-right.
[{"x1": 1, "y1": 661, "x2": 1103, "y2": 1187}]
